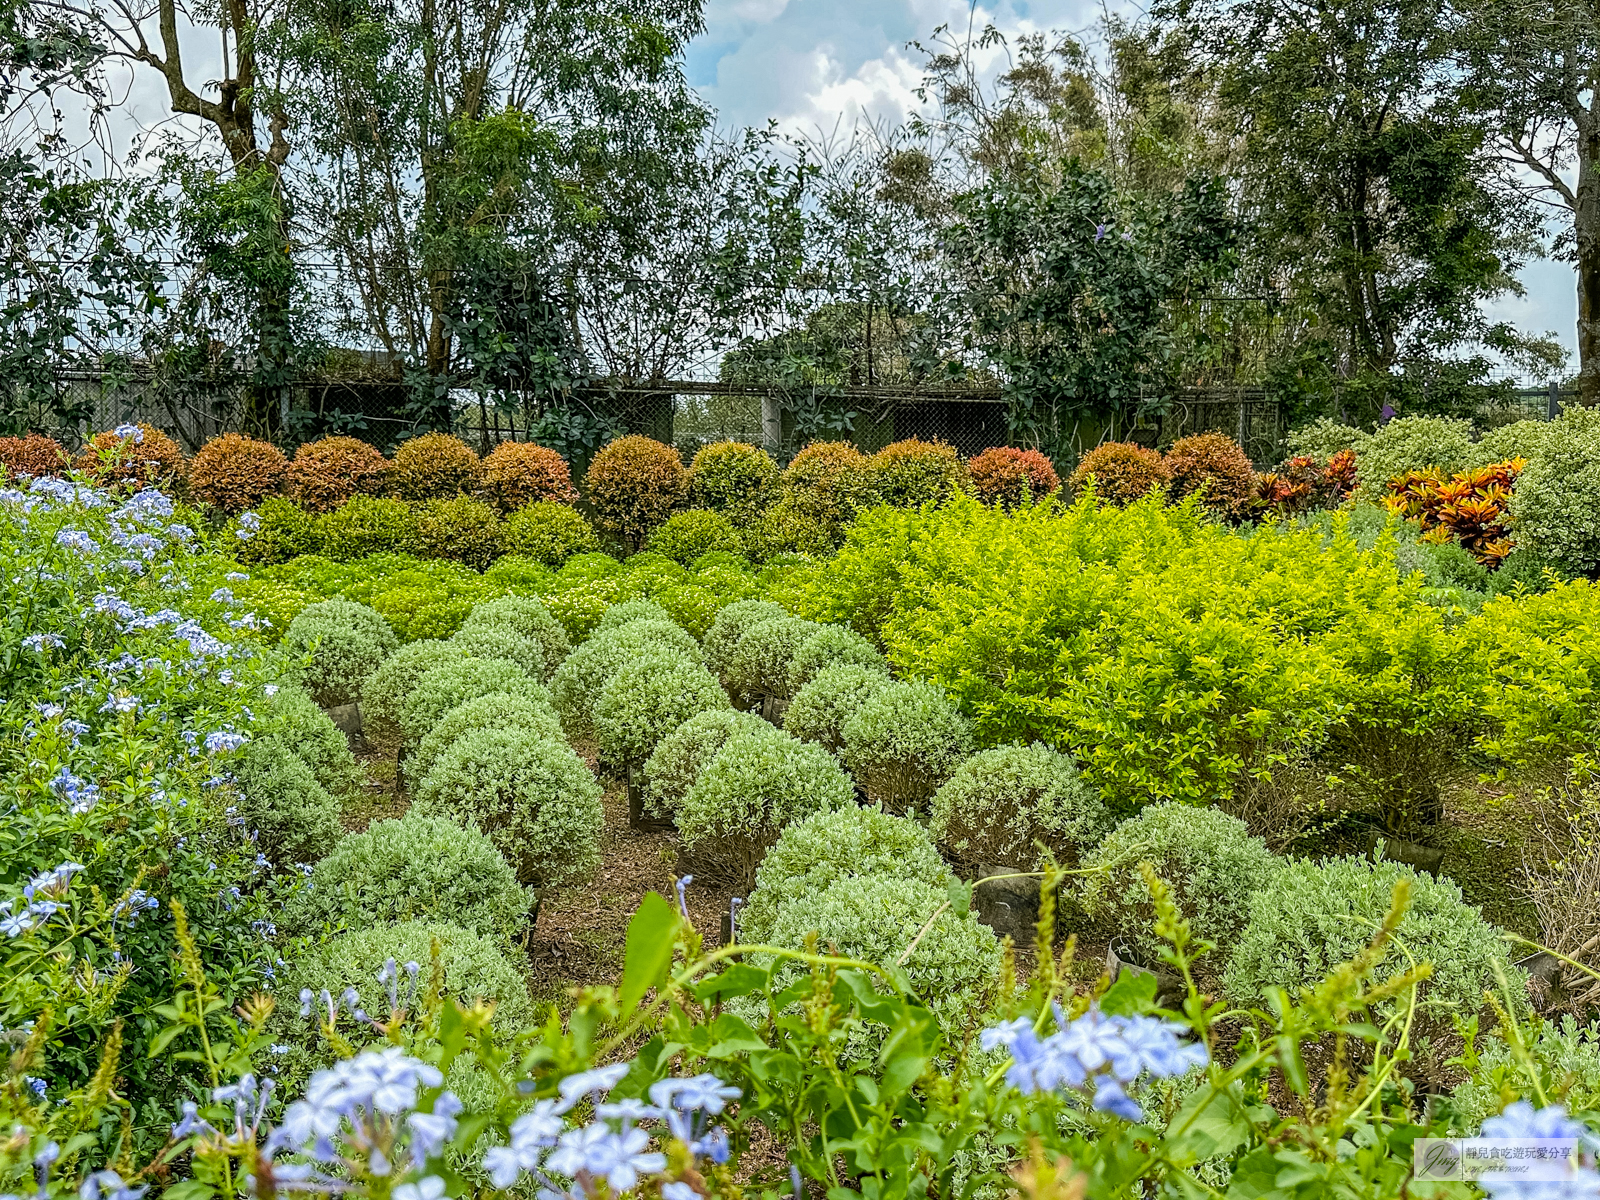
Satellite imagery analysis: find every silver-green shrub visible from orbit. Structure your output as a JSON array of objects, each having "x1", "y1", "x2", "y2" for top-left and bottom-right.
[
  {"x1": 458, "y1": 595, "x2": 572, "y2": 679},
  {"x1": 1356, "y1": 416, "x2": 1476, "y2": 493},
  {"x1": 1468, "y1": 418, "x2": 1561, "y2": 469},
  {"x1": 676, "y1": 724, "x2": 854, "y2": 886},
  {"x1": 549, "y1": 619, "x2": 701, "y2": 737},
  {"x1": 413, "y1": 726, "x2": 602, "y2": 886},
  {"x1": 702, "y1": 599, "x2": 787, "y2": 683},
  {"x1": 930, "y1": 743, "x2": 1112, "y2": 869},
  {"x1": 841, "y1": 680, "x2": 973, "y2": 812},
  {"x1": 641, "y1": 708, "x2": 770, "y2": 816},
  {"x1": 784, "y1": 665, "x2": 892, "y2": 758},
  {"x1": 230, "y1": 741, "x2": 344, "y2": 867},
  {"x1": 1224, "y1": 855, "x2": 1515, "y2": 1018},
  {"x1": 287, "y1": 811, "x2": 529, "y2": 942},
  {"x1": 1449, "y1": 1017, "x2": 1600, "y2": 1128},
  {"x1": 257, "y1": 684, "x2": 365, "y2": 804},
  {"x1": 760, "y1": 875, "x2": 1000, "y2": 1039},
  {"x1": 592, "y1": 648, "x2": 731, "y2": 765},
  {"x1": 280, "y1": 598, "x2": 398, "y2": 707},
  {"x1": 397, "y1": 658, "x2": 545, "y2": 751},
  {"x1": 724, "y1": 616, "x2": 824, "y2": 701},
  {"x1": 450, "y1": 624, "x2": 545, "y2": 680},
  {"x1": 740, "y1": 805, "x2": 950, "y2": 943},
  {"x1": 1080, "y1": 803, "x2": 1280, "y2": 964},
  {"x1": 409, "y1": 691, "x2": 565, "y2": 789},
  {"x1": 786, "y1": 624, "x2": 888, "y2": 694},
  {"x1": 1284, "y1": 417, "x2": 1370, "y2": 463},
  {"x1": 1507, "y1": 408, "x2": 1600, "y2": 576},
  {"x1": 363, "y1": 639, "x2": 457, "y2": 750}
]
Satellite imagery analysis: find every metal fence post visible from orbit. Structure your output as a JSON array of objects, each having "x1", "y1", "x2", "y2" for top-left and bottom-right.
[{"x1": 1549, "y1": 380, "x2": 1562, "y2": 421}]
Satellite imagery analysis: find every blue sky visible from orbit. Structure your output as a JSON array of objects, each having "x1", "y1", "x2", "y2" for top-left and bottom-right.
[{"x1": 685, "y1": 0, "x2": 1577, "y2": 380}]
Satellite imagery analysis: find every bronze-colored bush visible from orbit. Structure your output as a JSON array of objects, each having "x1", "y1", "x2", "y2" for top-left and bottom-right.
[
  {"x1": 75, "y1": 424, "x2": 187, "y2": 493},
  {"x1": 967, "y1": 446, "x2": 1059, "y2": 508},
  {"x1": 1067, "y1": 441, "x2": 1171, "y2": 506},
  {"x1": 390, "y1": 432, "x2": 480, "y2": 501},
  {"x1": 868, "y1": 438, "x2": 967, "y2": 508},
  {"x1": 288, "y1": 436, "x2": 389, "y2": 513},
  {"x1": 583, "y1": 435, "x2": 687, "y2": 549},
  {"x1": 0, "y1": 434, "x2": 68, "y2": 480},
  {"x1": 780, "y1": 440, "x2": 875, "y2": 523},
  {"x1": 1164, "y1": 432, "x2": 1258, "y2": 519},
  {"x1": 189, "y1": 433, "x2": 288, "y2": 515},
  {"x1": 476, "y1": 441, "x2": 578, "y2": 512}
]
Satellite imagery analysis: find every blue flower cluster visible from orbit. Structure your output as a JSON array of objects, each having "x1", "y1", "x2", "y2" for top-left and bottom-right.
[
  {"x1": 981, "y1": 1005, "x2": 1208, "y2": 1121},
  {"x1": 0, "y1": 862, "x2": 84, "y2": 937},
  {"x1": 1478, "y1": 1103, "x2": 1600, "y2": 1200}
]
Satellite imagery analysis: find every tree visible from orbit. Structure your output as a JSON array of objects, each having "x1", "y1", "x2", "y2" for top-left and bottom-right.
[
  {"x1": 1451, "y1": 0, "x2": 1600, "y2": 404},
  {"x1": 1169, "y1": 0, "x2": 1561, "y2": 422}
]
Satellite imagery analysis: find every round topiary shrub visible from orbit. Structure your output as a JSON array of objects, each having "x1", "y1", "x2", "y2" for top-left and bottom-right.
[
  {"x1": 398, "y1": 657, "x2": 544, "y2": 752},
  {"x1": 1223, "y1": 854, "x2": 1515, "y2": 1019},
  {"x1": 1068, "y1": 442, "x2": 1171, "y2": 506},
  {"x1": 281, "y1": 599, "x2": 399, "y2": 708},
  {"x1": 780, "y1": 441, "x2": 874, "y2": 524},
  {"x1": 724, "y1": 616, "x2": 824, "y2": 702},
  {"x1": 0, "y1": 434, "x2": 68, "y2": 479},
  {"x1": 784, "y1": 664, "x2": 893, "y2": 758},
  {"x1": 702, "y1": 599, "x2": 788, "y2": 684},
  {"x1": 449, "y1": 624, "x2": 545, "y2": 680},
  {"x1": 476, "y1": 441, "x2": 578, "y2": 512},
  {"x1": 390, "y1": 432, "x2": 480, "y2": 501},
  {"x1": 413, "y1": 727, "x2": 602, "y2": 887},
  {"x1": 841, "y1": 680, "x2": 973, "y2": 812},
  {"x1": 281, "y1": 919, "x2": 533, "y2": 1036},
  {"x1": 1507, "y1": 408, "x2": 1600, "y2": 577},
  {"x1": 654, "y1": 585, "x2": 726, "y2": 641},
  {"x1": 409, "y1": 495, "x2": 502, "y2": 570},
  {"x1": 740, "y1": 805, "x2": 950, "y2": 944},
  {"x1": 1356, "y1": 416, "x2": 1476, "y2": 494},
  {"x1": 786, "y1": 625, "x2": 889, "y2": 694},
  {"x1": 644, "y1": 509, "x2": 744, "y2": 565},
  {"x1": 641, "y1": 708, "x2": 770, "y2": 817},
  {"x1": 869, "y1": 438, "x2": 966, "y2": 508},
  {"x1": 315, "y1": 495, "x2": 413, "y2": 562},
  {"x1": 595, "y1": 598, "x2": 674, "y2": 634},
  {"x1": 189, "y1": 433, "x2": 288, "y2": 515},
  {"x1": 1163, "y1": 433, "x2": 1257, "y2": 519},
  {"x1": 549, "y1": 619, "x2": 702, "y2": 738},
  {"x1": 676, "y1": 724, "x2": 855, "y2": 887},
  {"x1": 230, "y1": 740, "x2": 344, "y2": 867},
  {"x1": 1079, "y1": 803, "x2": 1281, "y2": 966},
  {"x1": 1285, "y1": 417, "x2": 1370, "y2": 463},
  {"x1": 256, "y1": 685, "x2": 366, "y2": 804},
  {"x1": 584, "y1": 435, "x2": 687, "y2": 549},
  {"x1": 458, "y1": 595, "x2": 571, "y2": 679},
  {"x1": 591, "y1": 649, "x2": 730, "y2": 766},
  {"x1": 688, "y1": 441, "x2": 779, "y2": 525},
  {"x1": 501, "y1": 501, "x2": 600, "y2": 566},
  {"x1": 740, "y1": 498, "x2": 838, "y2": 561},
  {"x1": 758, "y1": 876, "x2": 1000, "y2": 1040},
  {"x1": 409, "y1": 691, "x2": 564, "y2": 791},
  {"x1": 1469, "y1": 419, "x2": 1557, "y2": 470},
  {"x1": 76, "y1": 423, "x2": 187, "y2": 493},
  {"x1": 234, "y1": 496, "x2": 320, "y2": 565},
  {"x1": 288, "y1": 436, "x2": 389, "y2": 513},
  {"x1": 362, "y1": 639, "x2": 459, "y2": 750},
  {"x1": 287, "y1": 811, "x2": 529, "y2": 941},
  {"x1": 930, "y1": 743, "x2": 1112, "y2": 870},
  {"x1": 967, "y1": 446, "x2": 1060, "y2": 509}
]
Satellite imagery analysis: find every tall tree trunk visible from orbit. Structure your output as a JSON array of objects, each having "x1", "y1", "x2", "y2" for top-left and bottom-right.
[{"x1": 1577, "y1": 131, "x2": 1600, "y2": 408}]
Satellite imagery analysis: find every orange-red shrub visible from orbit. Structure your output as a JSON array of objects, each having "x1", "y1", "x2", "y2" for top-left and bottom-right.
[
  {"x1": 583, "y1": 435, "x2": 687, "y2": 548},
  {"x1": 288, "y1": 436, "x2": 390, "y2": 513},
  {"x1": 0, "y1": 435, "x2": 68, "y2": 480},
  {"x1": 390, "y1": 432, "x2": 480, "y2": 501},
  {"x1": 476, "y1": 440, "x2": 578, "y2": 512},
  {"x1": 1384, "y1": 459, "x2": 1523, "y2": 565},
  {"x1": 968, "y1": 446, "x2": 1060, "y2": 508},
  {"x1": 75, "y1": 424, "x2": 186, "y2": 493},
  {"x1": 1256, "y1": 449, "x2": 1360, "y2": 518},
  {"x1": 189, "y1": 433, "x2": 288, "y2": 514},
  {"x1": 1164, "y1": 432, "x2": 1257, "y2": 518},
  {"x1": 1067, "y1": 441, "x2": 1171, "y2": 506},
  {"x1": 869, "y1": 438, "x2": 967, "y2": 508}
]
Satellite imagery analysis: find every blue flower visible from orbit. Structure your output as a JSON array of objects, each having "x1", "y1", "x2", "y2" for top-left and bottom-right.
[
  {"x1": 113, "y1": 424, "x2": 144, "y2": 444},
  {"x1": 557, "y1": 1063, "x2": 630, "y2": 1112}
]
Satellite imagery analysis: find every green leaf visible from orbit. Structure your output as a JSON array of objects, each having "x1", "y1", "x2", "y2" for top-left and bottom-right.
[
  {"x1": 147, "y1": 1025, "x2": 185, "y2": 1057},
  {"x1": 1099, "y1": 967, "x2": 1158, "y2": 1016},
  {"x1": 704, "y1": 1013, "x2": 768, "y2": 1056},
  {"x1": 1165, "y1": 1081, "x2": 1252, "y2": 1162},
  {"x1": 619, "y1": 891, "x2": 679, "y2": 1014},
  {"x1": 691, "y1": 963, "x2": 770, "y2": 1003}
]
